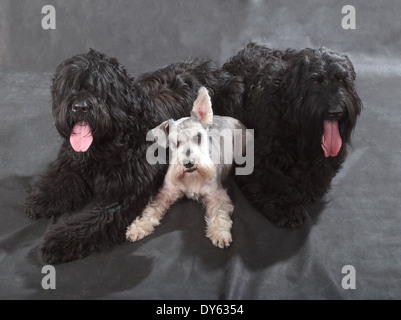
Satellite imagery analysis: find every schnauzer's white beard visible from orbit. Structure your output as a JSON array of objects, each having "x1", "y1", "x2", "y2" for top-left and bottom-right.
[{"x1": 166, "y1": 158, "x2": 216, "y2": 197}]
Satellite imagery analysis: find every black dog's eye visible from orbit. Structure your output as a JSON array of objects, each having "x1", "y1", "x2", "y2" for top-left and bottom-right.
[
  {"x1": 338, "y1": 77, "x2": 349, "y2": 88},
  {"x1": 335, "y1": 72, "x2": 347, "y2": 84},
  {"x1": 336, "y1": 76, "x2": 344, "y2": 84},
  {"x1": 313, "y1": 80, "x2": 319, "y2": 86}
]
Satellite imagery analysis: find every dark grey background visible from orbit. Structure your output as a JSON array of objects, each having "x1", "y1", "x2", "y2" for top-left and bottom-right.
[{"x1": 0, "y1": 0, "x2": 400, "y2": 300}]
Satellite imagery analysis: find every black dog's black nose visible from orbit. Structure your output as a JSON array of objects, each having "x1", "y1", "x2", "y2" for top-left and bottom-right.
[
  {"x1": 72, "y1": 101, "x2": 89, "y2": 113},
  {"x1": 183, "y1": 159, "x2": 195, "y2": 169},
  {"x1": 328, "y1": 107, "x2": 345, "y2": 120}
]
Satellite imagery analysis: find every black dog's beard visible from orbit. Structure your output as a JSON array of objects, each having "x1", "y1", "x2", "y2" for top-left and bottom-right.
[{"x1": 53, "y1": 95, "x2": 113, "y2": 152}]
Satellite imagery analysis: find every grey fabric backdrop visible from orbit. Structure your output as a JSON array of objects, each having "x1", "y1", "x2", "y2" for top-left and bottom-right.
[{"x1": 0, "y1": 0, "x2": 400, "y2": 300}]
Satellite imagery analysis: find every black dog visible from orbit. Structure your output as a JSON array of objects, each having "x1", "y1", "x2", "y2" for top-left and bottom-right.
[
  {"x1": 214, "y1": 43, "x2": 363, "y2": 228},
  {"x1": 25, "y1": 49, "x2": 243, "y2": 263}
]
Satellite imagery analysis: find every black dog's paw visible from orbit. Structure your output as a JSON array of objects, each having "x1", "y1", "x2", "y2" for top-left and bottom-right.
[
  {"x1": 41, "y1": 249, "x2": 63, "y2": 265},
  {"x1": 41, "y1": 240, "x2": 78, "y2": 265},
  {"x1": 41, "y1": 226, "x2": 91, "y2": 264},
  {"x1": 274, "y1": 206, "x2": 308, "y2": 228},
  {"x1": 24, "y1": 194, "x2": 46, "y2": 220},
  {"x1": 41, "y1": 234, "x2": 68, "y2": 264}
]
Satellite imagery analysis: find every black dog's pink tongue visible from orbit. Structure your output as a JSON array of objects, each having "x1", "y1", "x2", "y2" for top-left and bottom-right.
[
  {"x1": 322, "y1": 120, "x2": 342, "y2": 157},
  {"x1": 70, "y1": 121, "x2": 93, "y2": 152}
]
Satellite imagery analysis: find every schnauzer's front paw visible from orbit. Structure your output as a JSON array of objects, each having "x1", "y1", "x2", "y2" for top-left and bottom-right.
[
  {"x1": 126, "y1": 219, "x2": 155, "y2": 242},
  {"x1": 207, "y1": 230, "x2": 232, "y2": 249},
  {"x1": 275, "y1": 206, "x2": 308, "y2": 228}
]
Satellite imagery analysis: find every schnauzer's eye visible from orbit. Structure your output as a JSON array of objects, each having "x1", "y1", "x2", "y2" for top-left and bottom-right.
[
  {"x1": 194, "y1": 133, "x2": 202, "y2": 145},
  {"x1": 176, "y1": 141, "x2": 181, "y2": 148},
  {"x1": 169, "y1": 139, "x2": 178, "y2": 149}
]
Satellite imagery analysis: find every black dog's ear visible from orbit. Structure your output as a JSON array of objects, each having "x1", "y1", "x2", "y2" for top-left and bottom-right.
[
  {"x1": 344, "y1": 55, "x2": 357, "y2": 80},
  {"x1": 88, "y1": 48, "x2": 107, "y2": 60},
  {"x1": 154, "y1": 119, "x2": 172, "y2": 134},
  {"x1": 150, "y1": 119, "x2": 173, "y2": 147},
  {"x1": 108, "y1": 57, "x2": 120, "y2": 68}
]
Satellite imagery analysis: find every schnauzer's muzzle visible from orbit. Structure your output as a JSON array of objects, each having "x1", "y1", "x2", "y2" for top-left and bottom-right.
[
  {"x1": 183, "y1": 158, "x2": 195, "y2": 169},
  {"x1": 183, "y1": 158, "x2": 197, "y2": 172}
]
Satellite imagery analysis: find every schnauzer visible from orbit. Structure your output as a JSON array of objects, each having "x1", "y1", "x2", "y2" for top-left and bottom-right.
[
  {"x1": 126, "y1": 87, "x2": 248, "y2": 248},
  {"x1": 214, "y1": 42, "x2": 363, "y2": 228},
  {"x1": 24, "y1": 49, "x2": 243, "y2": 263}
]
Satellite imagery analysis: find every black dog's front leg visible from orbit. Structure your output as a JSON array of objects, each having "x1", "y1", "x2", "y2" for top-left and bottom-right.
[
  {"x1": 41, "y1": 161, "x2": 166, "y2": 264},
  {"x1": 25, "y1": 158, "x2": 92, "y2": 220},
  {"x1": 41, "y1": 195, "x2": 151, "y2": 264},
  {"x1": 41, "y1": 203, "x2": 128, "y2": 264}
]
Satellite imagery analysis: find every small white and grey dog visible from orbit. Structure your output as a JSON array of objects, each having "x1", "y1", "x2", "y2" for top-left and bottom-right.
[{"x1": 126, "y1": 87, "x2": 249, "y2": 248}]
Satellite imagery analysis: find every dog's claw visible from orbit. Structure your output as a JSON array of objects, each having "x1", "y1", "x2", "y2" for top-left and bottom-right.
[
  {"x1": 25, "y1": 207, "x2": 40, "y2": 220},
  {"x1": 41, "y1": 245, "x2": 64, "y2": 265},
  {"x1": 126, "y1": 223, "x2": 153, "y2": 242},
  {"x1": 208, "y1": 231, "x2": 232, "y2": 249},
  {"x1": 24, "y1": 200, "x2": 42, "y2": 220}
]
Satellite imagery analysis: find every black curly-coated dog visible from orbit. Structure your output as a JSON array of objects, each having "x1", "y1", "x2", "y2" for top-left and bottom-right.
[
  {"x1": 214, "y1": 43, "x2": 363, "y2": 228},
  {"x1": 25, "y1": 49, "x2": 243, "y2": 264}
]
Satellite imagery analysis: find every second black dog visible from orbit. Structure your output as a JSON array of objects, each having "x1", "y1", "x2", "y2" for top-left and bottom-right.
[{"x1": 215, "y1": 43, "x2": 363, "y2": 228}]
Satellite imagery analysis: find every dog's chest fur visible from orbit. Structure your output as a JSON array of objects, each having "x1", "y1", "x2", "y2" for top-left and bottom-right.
[{"x1": 179, "y1": 176, "x2": 217, "y2": 201}]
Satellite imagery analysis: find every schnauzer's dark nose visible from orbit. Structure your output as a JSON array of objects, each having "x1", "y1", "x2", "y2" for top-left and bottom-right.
[
  {"x1": 72, "y1": 101, "x2": 89, "y2": 113},
  {"x1": 183, "y1": 159, "x2": 195, "y2": 169}
]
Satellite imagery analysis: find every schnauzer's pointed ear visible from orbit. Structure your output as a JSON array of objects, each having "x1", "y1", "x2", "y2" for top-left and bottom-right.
[
  {"x1": 150, "y1": 119, "x2": 173, "y2": 147},
  {"x1": 191, "y1": 87, "x2": 213, "y2": 127}
]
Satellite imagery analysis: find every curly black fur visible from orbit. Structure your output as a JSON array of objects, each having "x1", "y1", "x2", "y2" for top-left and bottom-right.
[
  {"x1": 25, "y1": 49, "x2": 243, "y2": 264},
  {"x1": 214, "y1": 43, "x2": 363, "y2": 228}
]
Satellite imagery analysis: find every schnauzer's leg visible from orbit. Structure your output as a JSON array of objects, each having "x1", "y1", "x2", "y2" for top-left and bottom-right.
[
  {"x1": 126, "y1": 185, "x2": 182, "y2": 242},
  {"x1": 236, "y1": 168, "x2": 308, "y2": 228},
  {"x1": 25, "y1": 160, "x2": 92, "y2": 219},
  {"x1": 203, "y1": 187, "x2": 234, "y2": 248}
]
